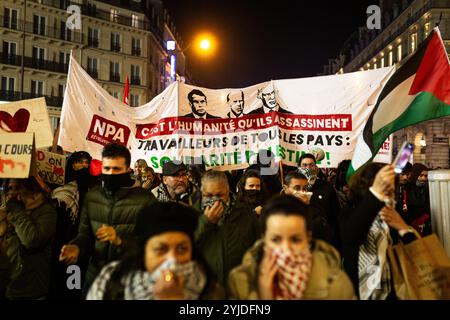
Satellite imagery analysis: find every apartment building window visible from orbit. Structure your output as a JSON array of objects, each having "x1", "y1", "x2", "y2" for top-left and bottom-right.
[
  {"x1": 110, "y1": 9, "x2": 119, "y2": 23},
  {"x1": 111, "y1": 92, "x2": 119, "y2": 99},
  {"x1": 1, "y1": 76, "x2": 15, "y2": 92},
  {"x1": 131, "y1": 14, "x2": 140, "y2": 28},
  {"x1": 32, "y1": 46, "x2": 46, "y2": 69},
  {"x1": 31, "y1": 80, "x2": 44, "y2": 96},
  {"x1": 3, "y1": 8, "x2": 18, "y2": 30},
  {"x1": 132, "y1": 38, "x2": 141, "y2": 56},
  {"x1": 3, "y1": 41, "x2": 17, "y2": 58},
  {"x1": 424, "y1": 23, "x2": 431, "y2": 38},
  {"x1": 397, "y1": 44, "x2": 402, "y2": 62},
  {"x1": 33, "y1": 14, "x2": 47, "y2": 36},
  {"x1": 110, "y1": 62, "x2": 120, "y2": 82},
  {"x1": 58, "y1": 84, "x2": 66, "y2": 97},
  {"x1": 130, "y1": 94, "x2": 139, "y2": 107},
  {"x1": 111, "y1": 33, "x2": 121, "y2": 52},
  {"x1": 131, "y1": 65, "x2": 141, "y2": 85},
  {"x1": 60, "y1": 20, "x2": 72, "y2": 41},
  {"x1": 59, "y1": 51, "x2": 70, "y2": 72},
  {"x1": 388, "y1": 51, "x2": 393, "y2": 66},
  {"x1": 87, "y1": 57, "x2": 98, "y2": 78},
  {"x1": 410, "y1": 33, "x2": 418, "y2": 53},
  {"x1": 380, "y1": 56, "x2": 385, "y2": 68},
  {"x1": 88, "y1": 28, "x2": 100, "y2": 47}
]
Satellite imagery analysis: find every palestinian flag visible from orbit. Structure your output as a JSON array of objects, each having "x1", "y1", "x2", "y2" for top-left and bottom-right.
[{"x1": 349, "y1": 27, "x2": 450, "y2": 177}]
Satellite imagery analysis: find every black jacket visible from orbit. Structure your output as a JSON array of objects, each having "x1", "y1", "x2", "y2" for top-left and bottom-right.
[
  {"x1": 310, "y1": 179, "x2": 342, "y2": 251},
  {"x1": 340, "y1": 192, "x2": 417, "y2": 297}
]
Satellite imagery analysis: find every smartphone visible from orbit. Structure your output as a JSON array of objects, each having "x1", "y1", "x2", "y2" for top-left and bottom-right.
[{"x1": 393, "y1": 142, "x2": 414, "y2": 174}]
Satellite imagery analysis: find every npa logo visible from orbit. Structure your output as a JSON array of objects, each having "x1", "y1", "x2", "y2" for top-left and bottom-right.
[{"x1": 86, "y1": 115, "x2": 131, "y2": 146}]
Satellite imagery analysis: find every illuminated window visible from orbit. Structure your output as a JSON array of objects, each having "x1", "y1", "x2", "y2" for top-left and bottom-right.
[
  {"x1": 381, "y1": 57, "x2": 385, "y2": 68},
  {"x1": 131, "y1": 14, "x2": 139, "y2": 28},
  {"x1": 110, "y1": 9, "x2": 118, "y2": 23},
  {"x1": 424, "y1": 23, "x2": 431, "y2": 38}
]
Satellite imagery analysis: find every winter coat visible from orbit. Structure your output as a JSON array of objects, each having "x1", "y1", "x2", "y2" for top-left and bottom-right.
[
  {"x1": 228, "y1": 239, "x2": 355, "y2": 300},
  {"x1": 194, "y1": 200, "x2": 261, "y2": 286},
  {"x1": 70, "y1": 185, "x2": 156, "y2": 291},
  {"x1": 2, "y1": 201, "x2": 57, "y2": 299}
]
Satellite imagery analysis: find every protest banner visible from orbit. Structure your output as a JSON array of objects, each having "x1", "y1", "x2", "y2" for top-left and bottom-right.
[
  {"x1": 0, "y1": 133, "x2": 35, "y2": 178},
  {"x1": 0, "y1": 97, "x2": 53, "y2": 149},
  {"x1": 59, "y1": 55, "x2": 395, "y2": 172},
  {"x1": 35, "y1": 150, "x2": 66, "y2": 185}
]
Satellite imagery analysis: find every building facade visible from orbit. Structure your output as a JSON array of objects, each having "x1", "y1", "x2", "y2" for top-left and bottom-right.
[
  {"x1": 0, "y1": 0, "x2": 189, "y2": 134},
  {"x1": 321, "y1": 0, "x2": 450, "y2": 168}
]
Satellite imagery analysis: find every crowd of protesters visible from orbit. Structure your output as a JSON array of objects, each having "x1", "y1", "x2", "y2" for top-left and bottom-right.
[{"x1": 0, "y1": 143, "x2": 435, "y2": 300}]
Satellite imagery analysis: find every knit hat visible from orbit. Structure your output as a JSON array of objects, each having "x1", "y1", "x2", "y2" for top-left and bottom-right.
[{"x1": 134, "y1": 202, "x2": 198, "y2": 241}]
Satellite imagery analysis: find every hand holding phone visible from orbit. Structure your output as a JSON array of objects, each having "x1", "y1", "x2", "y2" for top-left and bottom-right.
[{"x1": 393, "y1": 142, "x2": 414, "y2": 174}]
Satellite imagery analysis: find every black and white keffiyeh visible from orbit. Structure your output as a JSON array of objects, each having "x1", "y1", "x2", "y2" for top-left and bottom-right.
[{"x1": 87, "y1": 259, "x2": 207, "y2": 300}]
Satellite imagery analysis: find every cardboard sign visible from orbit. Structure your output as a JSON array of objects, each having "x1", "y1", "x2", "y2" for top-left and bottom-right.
[
  {"x1": 0, "y1": 97, "x2": 53, "y2": 149},
  {"x1": 36, "y1": 150, "x2": 66, "y2": 185},
  {"x1": 0, "y1": 133, "x2": 35, "y2": 178}
]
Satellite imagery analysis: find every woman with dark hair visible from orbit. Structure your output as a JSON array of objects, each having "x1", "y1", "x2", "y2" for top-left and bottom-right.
[
  {"x1": 340, "y1": 163, "x2": 419, "y2": 300},
  {"x1": 87, "y1": 202, "x2": 223, "y2": 300},
  {"x1": 1, "y1": 177, "x2": 57, "y2": 299},
  {"x1": 228, "y1": 195, "x2": 355, "y2": 300},
  {"x1": 235, "y1": 169, "x2": 266, "y2": 216},
  {"x1": 334, "y1": 160, "x2": 351, "y2": 208}
]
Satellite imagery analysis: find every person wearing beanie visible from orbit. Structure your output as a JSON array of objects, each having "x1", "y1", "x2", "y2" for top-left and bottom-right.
[
  {"x1": 86, "y1": 202, "x2": 224, "y2": 300},
  {"x1": 152, "y1": 160, "x2": 192, "y2": 204}
]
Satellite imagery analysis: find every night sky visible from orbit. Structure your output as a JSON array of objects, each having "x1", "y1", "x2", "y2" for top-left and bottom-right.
[{"x1": 163, "y1": 0, "x2": 376, "y2": 89}]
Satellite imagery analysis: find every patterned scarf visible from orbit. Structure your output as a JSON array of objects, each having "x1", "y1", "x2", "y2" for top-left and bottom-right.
[
  {"x1": 298, "y1": 167, "x2": 319, "y2": 190},
  {"x1": 88, "y1": 259, "x2": 207, "y2": 300},
  {"x1": 268, "y1": 247, "x2": 313, "y2": 300},
  {"x1": 358, "y1": 214, "x2": 392, "y2": 300},
  {"x1": 51, "y1": 181, "x2": 79, "y2": 224}
]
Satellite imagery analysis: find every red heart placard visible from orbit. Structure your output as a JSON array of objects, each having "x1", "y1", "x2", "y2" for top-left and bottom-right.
[{"x1": 0, "y1": 108, "x2": 31, "y2": 133}]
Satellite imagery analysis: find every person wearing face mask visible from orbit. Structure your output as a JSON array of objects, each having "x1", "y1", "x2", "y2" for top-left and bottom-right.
[
  {"x1": 48, "y1": 151, "x2": 95, "y2": 299},
  {"x1": 340, "y1": 163, "x2": 419, "y2": 300},
  {"x1": 228, "y1": 195, "x2": 355, "y2": 300},
  {"x1": 86, "y1": 202, "x2": 224, "y2": 300},
  {"x1": 153, "y1": 161, "x2": 192, "y2": 205},
  {"x1": 59, "y1": 143, "x2": 156, "y2": 297},
  {"x1": 282, "y1": 172, "x2": 334, "y2": 245},
  {"x1": 298, "y1": 153, "x2": 341, "y2": 252},
  {"x1": 1, "y1": 177, "x2": 57, "y2": 300},
  {"x1": 235, "y1": 170, "x2": 266, "y2": 216},
  {"x1": 194, "y1": 170, "x2": 260, "y2": 286}
]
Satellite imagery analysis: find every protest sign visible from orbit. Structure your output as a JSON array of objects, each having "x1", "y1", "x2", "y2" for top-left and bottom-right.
[
  {"x1": 0, "y1": 97, "x2": 53, "y2": 149},
  {"x1": 0, "y1": 133, "x2": 35, "y2": 178},
  {"x1": 36, "y1": 150, "x2": 66, "y2": 185},
  {"x1": 60, "y1": 55, "x2": 395, "y2": 172}
]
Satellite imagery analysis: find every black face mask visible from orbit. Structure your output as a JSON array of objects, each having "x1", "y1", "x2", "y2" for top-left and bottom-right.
[
  {"x1": 243, "y1": 189, "x2": 263, "y2": 207},
  {"x1": 101, "y1": 172, "x2": 133, "y2": 192}
]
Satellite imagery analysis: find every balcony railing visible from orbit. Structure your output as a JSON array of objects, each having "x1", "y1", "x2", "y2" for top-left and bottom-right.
[
  {"x1": 110, "y1": 73, "x2": 121, "y2": 82},
  {"x1": 0, "y1": 90, "x2": 63, "y2": 107},
  {"x1": 0, "y1": 52, "x2": 68, "y2": 73},
  {"x1": 87, "y1": 68, "x2": 99, "y2": 79},
  {"x1": 0, "y1": 15, "x2": 83, "y2": 43},
  {"x1": 111, "y1": 43, "x2": 121, "y2": 52},
  {"x1": 130, "y1": 76, "x2": 141, "y2": 85},
  {"x1": 28, "y1": 0, "x2": 164, "y2": 45}
]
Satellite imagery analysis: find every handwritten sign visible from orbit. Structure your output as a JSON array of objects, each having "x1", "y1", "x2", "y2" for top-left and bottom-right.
[
  {"x1": 36, "y1": 150, "x2": 66, "y2": 185},
  {"x1": 0, "y1": 133, "x2": 34, "y2": 178},
  {"x1": 0, "y1": 97, "x2": 53, "y2": 148}
]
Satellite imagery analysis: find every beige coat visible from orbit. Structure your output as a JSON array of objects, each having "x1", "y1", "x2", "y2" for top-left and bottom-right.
[{"x1": 228, "y1": 239, "x2": 356, "y2": 300}]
